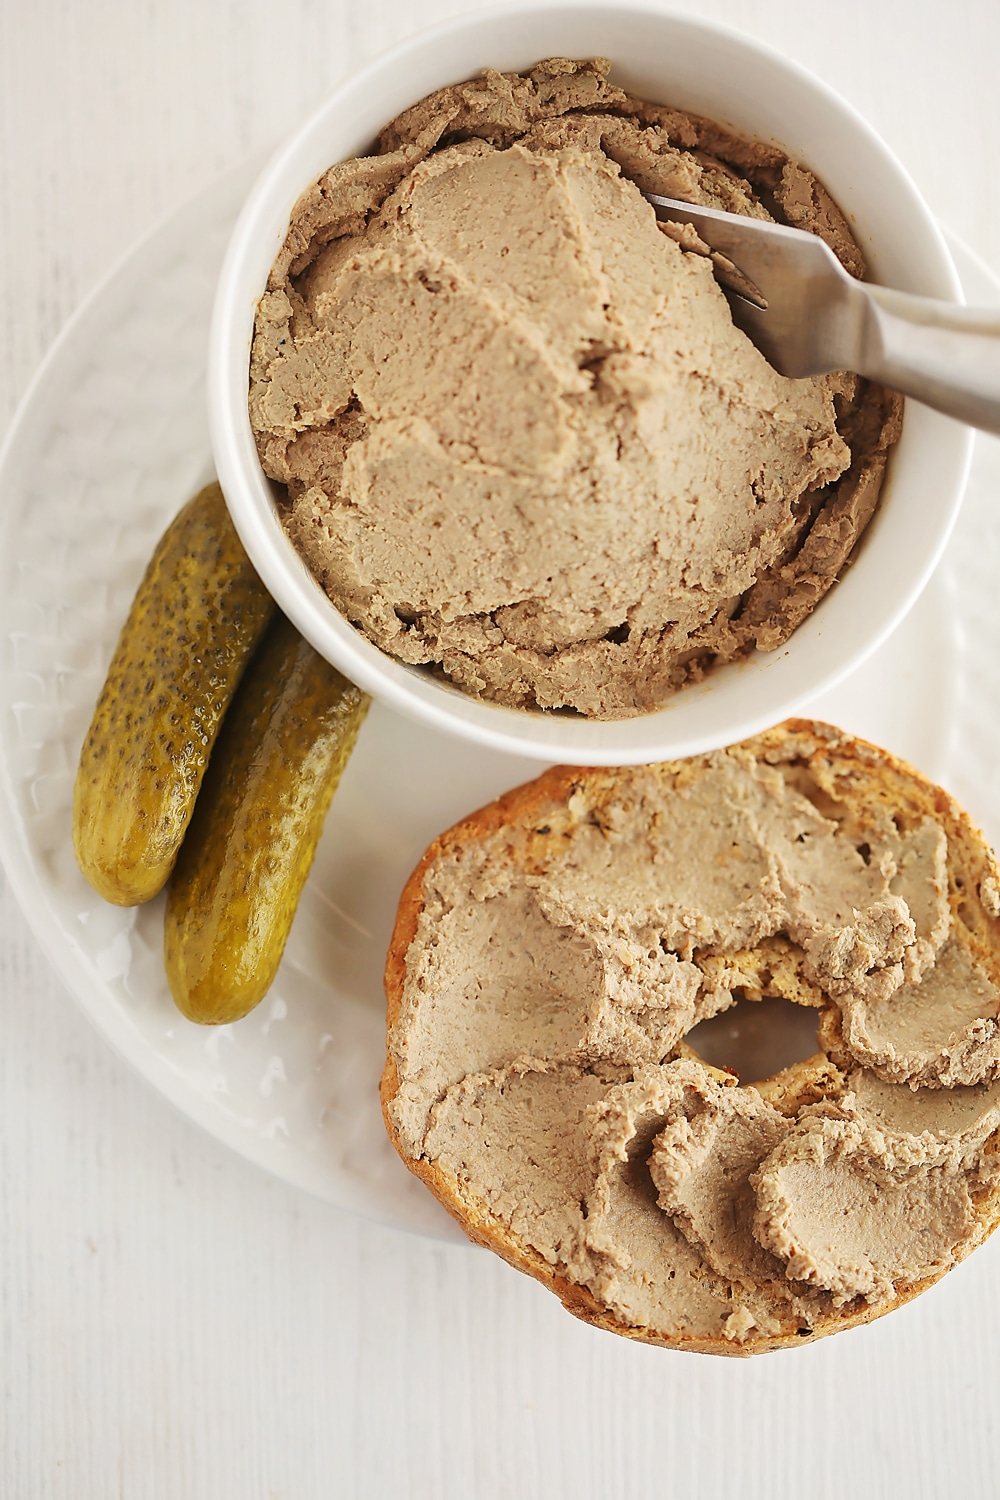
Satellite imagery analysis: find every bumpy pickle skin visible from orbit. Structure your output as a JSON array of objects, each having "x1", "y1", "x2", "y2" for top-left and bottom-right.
[
  {"x1": 72, "y1": 482, "x2": 276, "y2": 906},
  {"x1": 164, "y1": 614, "x2": 370, "y2": 1025}
]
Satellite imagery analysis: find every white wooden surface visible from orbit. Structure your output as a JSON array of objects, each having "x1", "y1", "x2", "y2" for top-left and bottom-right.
[{"x1": 3, "y1": 2, "x2": 1000, "y2": 1495}]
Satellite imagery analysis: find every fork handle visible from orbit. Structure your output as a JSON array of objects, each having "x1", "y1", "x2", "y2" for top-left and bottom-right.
[{"x1": 858, "y1": 286, "x2": 1000, "y2": 435}]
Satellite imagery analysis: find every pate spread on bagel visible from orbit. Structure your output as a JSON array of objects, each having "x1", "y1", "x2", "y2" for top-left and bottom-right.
[{"x1": 381, "y1": 722, "x2": 1000, "y2": 1355}]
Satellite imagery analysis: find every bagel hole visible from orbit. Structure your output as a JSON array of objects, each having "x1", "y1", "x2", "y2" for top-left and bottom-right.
[{"x1": 685, "y1": 995, "x2": 820, "y2": 1084}]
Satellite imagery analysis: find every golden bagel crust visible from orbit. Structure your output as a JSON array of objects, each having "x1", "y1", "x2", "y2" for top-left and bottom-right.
[{"x1": 381, "y1": 721, "x2": 1000, "y2": 1355}]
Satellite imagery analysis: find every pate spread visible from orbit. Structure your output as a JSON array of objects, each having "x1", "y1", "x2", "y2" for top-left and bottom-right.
[
  {"x1": 384, "y1": 728, "x2": 1000, "y2": 1347},
  {"x1": 251, "y1": 60, "x2": 901, "y2": 719}
]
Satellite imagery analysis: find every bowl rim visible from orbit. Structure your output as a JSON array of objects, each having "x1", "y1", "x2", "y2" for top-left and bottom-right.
[{"x1": 208, "y1": 0, "x2": 973, "y2": 765}]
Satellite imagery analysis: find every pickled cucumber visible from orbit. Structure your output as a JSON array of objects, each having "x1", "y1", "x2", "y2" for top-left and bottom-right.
[
  {"x1": 73, "y1": 482, "x2": 276, "y2": 906},
  {"x1": 164, "y1": 614, "x2": 370, "y2": 1025}
]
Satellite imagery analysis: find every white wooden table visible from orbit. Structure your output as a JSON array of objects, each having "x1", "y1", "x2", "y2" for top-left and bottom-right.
[{"x1": 3, "y1": 3, "x2": 1000, "y2": 1495}]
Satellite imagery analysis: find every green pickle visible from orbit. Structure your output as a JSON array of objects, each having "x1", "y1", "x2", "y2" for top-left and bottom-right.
[
  {"x1": 72, "y1": 482, "x2": 276, "y2": 906},
  {"x1": 164, "y1": 613, "x2": 370, "y2": 1024}
]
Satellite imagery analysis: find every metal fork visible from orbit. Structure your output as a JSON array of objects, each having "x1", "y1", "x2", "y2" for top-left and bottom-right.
[{"x1": 645, "y1": 193, "x2": 1000, "y2": 435}]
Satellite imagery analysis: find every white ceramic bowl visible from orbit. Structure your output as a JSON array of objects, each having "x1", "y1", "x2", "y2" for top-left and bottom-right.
[{"x1": 209, "y1": 1, "x2": 972, "y2": 766}]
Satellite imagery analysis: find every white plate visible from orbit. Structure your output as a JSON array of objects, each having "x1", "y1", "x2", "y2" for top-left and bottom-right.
[{"x1": 1, "y1": 165, "x2": 998, "y2": 1243}]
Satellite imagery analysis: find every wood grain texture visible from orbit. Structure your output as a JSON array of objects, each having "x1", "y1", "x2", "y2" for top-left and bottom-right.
[{"x1": 3, "y1": 2, "x2": 1000, "y2": 1496}]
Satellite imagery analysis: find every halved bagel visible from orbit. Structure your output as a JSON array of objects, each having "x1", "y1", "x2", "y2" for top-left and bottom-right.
[{"x1": 382, "y1": 722, "x2": 1000, "y2": 1355}]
